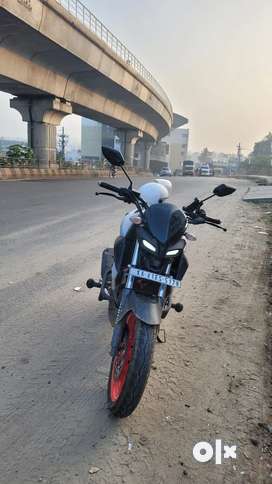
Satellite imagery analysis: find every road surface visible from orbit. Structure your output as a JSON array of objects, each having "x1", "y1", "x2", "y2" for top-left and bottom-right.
[{"x1": 0, "y1": 176, "x2": 270, "y2": 483}]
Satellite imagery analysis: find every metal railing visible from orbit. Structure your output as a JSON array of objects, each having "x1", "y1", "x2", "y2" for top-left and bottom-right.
[{"x1": 56, "y1": 0, "x2": 171, "y2": 111}]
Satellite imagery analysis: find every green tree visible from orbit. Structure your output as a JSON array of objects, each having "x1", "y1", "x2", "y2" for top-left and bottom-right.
[
  {"x1": 6, "y1": 144, "x2": 34, "y2": 166},
  {"x1": 249, "y1": 133, "x2": 272, "y2": 175}
]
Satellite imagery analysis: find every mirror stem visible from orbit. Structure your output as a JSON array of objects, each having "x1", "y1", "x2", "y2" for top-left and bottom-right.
[
  {"x1": 121, "y1": 166, "x2": 133, "y2": 188},
  {"x1": 201, "y1": 194, "x2": 216, "y2": 203}
]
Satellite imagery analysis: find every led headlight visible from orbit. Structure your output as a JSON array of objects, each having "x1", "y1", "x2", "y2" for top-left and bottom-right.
[
  {"x1": 166, "y1": 249, "x2": 180, "y2": 256},
  {"x1": 142, "y1": 239, "x2": 156, "y2": 253}
]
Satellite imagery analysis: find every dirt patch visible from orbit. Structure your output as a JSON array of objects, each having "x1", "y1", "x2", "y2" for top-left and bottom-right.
[
  {"x1": 83, "y1": 195, "x2": 272, "y2": 484},
  {"x1": 257, "y1": 208, "x2": 272, "y2": 475}
]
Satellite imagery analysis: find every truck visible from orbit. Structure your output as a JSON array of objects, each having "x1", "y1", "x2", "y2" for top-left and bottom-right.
[{"x1": 182, "y1": 159, "x2": 194, "y2": 176}]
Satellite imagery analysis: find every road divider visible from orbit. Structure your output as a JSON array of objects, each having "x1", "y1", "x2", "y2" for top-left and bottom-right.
[{"x1": 0, "y1": 167, "x2": 140, "y2": 180}]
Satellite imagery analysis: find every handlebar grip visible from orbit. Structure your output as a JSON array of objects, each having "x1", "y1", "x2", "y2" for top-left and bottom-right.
[
  {"x1": 99, "y1": 182, "x2": 120, "y2": 194},
  {"x1": 205, "y1": 216, "x2": 221, "y2": 225}
]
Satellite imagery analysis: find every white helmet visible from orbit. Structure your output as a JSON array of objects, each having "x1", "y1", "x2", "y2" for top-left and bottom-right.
[
  {"x1": 154, "y1": 178, "x2": 173, "y2": 195},
  {"x1": 139, "y1": 182, "x2": 169, "y2": 206}
]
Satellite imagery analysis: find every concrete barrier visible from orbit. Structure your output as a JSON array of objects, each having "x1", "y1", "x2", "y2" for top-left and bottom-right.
[
  {"x1": 243, "y1": 185, "x2": 272, "y2": 203},
  {"x1": 0, "y1": 167, "x2": 127, "y2": 180},
  {"x1": 234, "y1": 175, "x2": 272, "y2": 186}
]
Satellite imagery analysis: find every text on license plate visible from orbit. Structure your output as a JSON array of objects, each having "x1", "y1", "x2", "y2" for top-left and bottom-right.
[{"x1": 130, "y1": 268, "x2": 181, "y2": 288}]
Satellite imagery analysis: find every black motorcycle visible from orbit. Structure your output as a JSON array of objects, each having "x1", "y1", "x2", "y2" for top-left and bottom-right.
[{"x1": 87, "y1": 147, "x2": 236, "y2": 417}]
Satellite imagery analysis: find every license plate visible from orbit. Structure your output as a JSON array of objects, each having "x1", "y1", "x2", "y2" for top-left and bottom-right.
[{"x1": 130, "y1": 268, "x2": 181, "y2": 288}]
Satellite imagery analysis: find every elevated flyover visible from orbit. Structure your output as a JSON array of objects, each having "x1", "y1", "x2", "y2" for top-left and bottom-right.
[{"x1": 0, "y1": 0, "x2": 176, "y2": 166}]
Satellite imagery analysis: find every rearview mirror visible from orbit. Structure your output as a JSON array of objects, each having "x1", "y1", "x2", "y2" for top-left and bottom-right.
[
  {"x1": 213, "y1": 184, "x2": 236, "y2": 197},
  {"x1": 102, "y1": 146, "x2": 125, "y2": 167}
]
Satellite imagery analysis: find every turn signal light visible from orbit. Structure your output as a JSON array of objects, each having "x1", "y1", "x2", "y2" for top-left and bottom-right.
[
  {"x1": 185, "y1": 232, "x2": 197, "y2": 241},
  {"x1": 130, "y1": 215, "x2": 142, "y2": 225}
]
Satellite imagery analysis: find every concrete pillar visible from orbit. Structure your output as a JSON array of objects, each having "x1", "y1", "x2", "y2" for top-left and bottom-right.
[
  {"x1": 124, "y1": 130, "x2": 143, "y2": 167},
  {"x1": 144, "y1": 142, "x2": 153, "y2": 171},
  {"x1": 10, "y1": 97, "x2": 72, "y2": 168}
]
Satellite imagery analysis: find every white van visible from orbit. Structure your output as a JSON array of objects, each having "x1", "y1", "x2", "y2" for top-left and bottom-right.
[{"x1": 200, "y1": 164, "x2": 212, "y2": 176}]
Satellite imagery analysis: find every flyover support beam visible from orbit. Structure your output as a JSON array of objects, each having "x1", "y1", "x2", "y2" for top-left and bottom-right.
[
  {"x1": 10, "y1": 97, "x2": 72, "y2": 168},
  {"x1": 144, "y1": 142, "x2": 153, "y2": 171},
  {"x1": 124, "y1": 130, "x2": 143, "y2": 167}
]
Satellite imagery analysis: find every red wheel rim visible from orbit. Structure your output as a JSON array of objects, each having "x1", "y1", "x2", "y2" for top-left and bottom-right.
[{"x1": 110, "y1": 312, "x2": 136, "y2": 402}]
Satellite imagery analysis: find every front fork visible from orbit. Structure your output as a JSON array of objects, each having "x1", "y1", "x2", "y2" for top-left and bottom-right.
[
  {"x1": 158, "y1": 262, "x2": 172, "y2": 299},
  {"x1": 111, "y1": 241, "x2": 171, "y2": 356},
  {"x1": 125, "y1": 241, "x2": 140, "y2": 289}
]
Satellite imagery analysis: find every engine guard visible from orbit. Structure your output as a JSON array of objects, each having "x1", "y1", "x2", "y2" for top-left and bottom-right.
[{"x1": 116, "y1": 289, "x2": 163, "y2": 326}]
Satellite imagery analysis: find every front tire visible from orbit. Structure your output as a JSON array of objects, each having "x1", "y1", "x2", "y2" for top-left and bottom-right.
[{"x1": 108, "y1": 312, "x2": 156, "y2": 418}]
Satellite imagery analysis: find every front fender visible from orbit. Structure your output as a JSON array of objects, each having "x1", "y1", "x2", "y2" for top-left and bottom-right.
[{"x1": 116, "y1": 289, "x2": 162, "y2": 326}]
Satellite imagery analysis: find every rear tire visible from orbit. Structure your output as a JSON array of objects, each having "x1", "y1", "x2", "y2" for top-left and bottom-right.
[{"x1": 108, "y1": 312, "x2": 157, "y2": 418}]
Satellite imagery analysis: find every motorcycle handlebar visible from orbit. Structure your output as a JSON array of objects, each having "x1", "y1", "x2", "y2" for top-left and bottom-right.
[
  {"x1": 204, "y1": 216, "x2": 221, "y2": 225},
  {"x1": 183, "y1": 199, "x2": 221, "y2": 226},
  {"x1": 97, "y1": 185, "x2": 225, "y2": 228},
  {"x1": 99, "y1": 182, "x2": 121, "y2": 194}
]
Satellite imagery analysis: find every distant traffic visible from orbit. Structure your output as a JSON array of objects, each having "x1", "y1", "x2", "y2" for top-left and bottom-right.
[{"x1": 158, "y1": 159, "x2": 215, "y2": 177}]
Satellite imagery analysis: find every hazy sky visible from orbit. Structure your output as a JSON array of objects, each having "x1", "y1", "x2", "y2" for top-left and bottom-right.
[{"x1": 1, "y1": 0, "x2": 272, "y2": 153}]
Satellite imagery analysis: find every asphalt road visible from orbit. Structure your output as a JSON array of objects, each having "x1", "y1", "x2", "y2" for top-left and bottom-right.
[{"x1": 0, "y1": 175, "x2": 248, "y2": 484}]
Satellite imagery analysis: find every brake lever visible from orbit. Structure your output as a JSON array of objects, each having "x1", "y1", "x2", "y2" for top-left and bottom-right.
[
  {"x1": 188, "y1": 215, "x2": 227, "y2": 231},
  {"x1": 205, "y1": 221, "x2": 227, "y2": 232}
]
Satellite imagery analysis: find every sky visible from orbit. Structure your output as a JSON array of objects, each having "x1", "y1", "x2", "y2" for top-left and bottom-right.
[{"x1": 1, "y1": 0, "x2": 272, "y2": 153}]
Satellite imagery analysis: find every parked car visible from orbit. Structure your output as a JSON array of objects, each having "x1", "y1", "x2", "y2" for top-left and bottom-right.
[
  {"x1": 159, "y1": 167, "x2": 172, "y2": 177},
  {"x1": 174, "y1": 168, "x2": 183, "y2": 176}
]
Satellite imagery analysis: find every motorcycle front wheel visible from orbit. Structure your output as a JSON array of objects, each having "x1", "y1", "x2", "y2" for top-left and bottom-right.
[{"x1": 108, "y1": 312, "x2": 157, "y2": 418}]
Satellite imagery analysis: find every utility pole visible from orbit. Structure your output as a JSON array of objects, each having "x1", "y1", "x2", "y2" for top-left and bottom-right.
[
  {"x1": 236, "y1": 142, "x2": 246, "y2": 173},
  {"x1": 237, "y1": 142, "x2": 242, "y2": 166},
  {"x1": 58, "y1": 127, "x2": 69, "y2": 167},
  {"x1": 236, "y1": 143, "x2": 251, "y2": 173}
]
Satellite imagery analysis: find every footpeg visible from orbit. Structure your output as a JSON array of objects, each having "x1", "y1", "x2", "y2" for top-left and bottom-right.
[
  {"x1": 171, "y1": 303, "x2": 183, "y2": 313},
  {"x1": 86, "y1": 278, "x2": 102, "y2": 289}
]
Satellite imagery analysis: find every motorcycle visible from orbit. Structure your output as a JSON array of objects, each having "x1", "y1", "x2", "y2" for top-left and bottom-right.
[{"x1": 87, "y1": 146, "x2": 236, "y2": 418}]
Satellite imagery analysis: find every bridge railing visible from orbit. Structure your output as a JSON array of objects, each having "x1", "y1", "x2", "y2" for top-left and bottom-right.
[{"x1": 56, "y1": 0, "x2": 171, "y2": 111}]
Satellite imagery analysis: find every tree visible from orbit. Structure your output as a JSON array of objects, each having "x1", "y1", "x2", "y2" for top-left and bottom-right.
[
  {"x1": 252, "y1": 132, "x2": 272, "y2": 157},
  {"x1": 249, "y1": 133, "x2": 272, "y2": 175},
  {"x1": 198, "y1": 147, "x2": 213, "y2": 165},
  {"x1": 6, "y1": 144, "x2": 34, "y2": 166},
  {"x1": 57, "y1": 127, "x2": 69, "y2": 166}
]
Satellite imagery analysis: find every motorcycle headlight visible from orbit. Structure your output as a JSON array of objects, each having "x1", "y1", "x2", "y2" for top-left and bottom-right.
[
  {"x1": 142, "y1": 239, "x2": 157, "y2": 253},
  {"x1": 166, "y1": 249, "x2": 180, "y2": 257}
]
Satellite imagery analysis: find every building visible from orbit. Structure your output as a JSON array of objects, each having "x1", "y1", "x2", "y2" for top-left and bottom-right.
[
  {"x1": 147, "y1": 142, "x2": 169, "y2": 173},
  {"x1": 81, "y1": 116, "x2": 189, "y2": 172},
  {"x1": 81, "y1": 118, "x2": 123, "y2": 166},
  {"x1": 164, "y1": 128, "x2": 189, "y2": 172},
  {"x1": 81, "y1": 119, "x2": 102, "y2": 165},
  {"x1": 149, "y1": 128, "x2": 189, "y2": 173}
]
